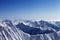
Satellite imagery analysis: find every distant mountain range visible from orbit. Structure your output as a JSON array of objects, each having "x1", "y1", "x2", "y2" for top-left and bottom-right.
[{"x1": 0, "y1": 19, "x2": 60, "y2": 40}]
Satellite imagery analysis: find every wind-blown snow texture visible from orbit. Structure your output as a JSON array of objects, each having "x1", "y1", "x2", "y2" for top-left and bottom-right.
[{"x1": 0, "y1": 20, "x2": 60, "y2": 40}]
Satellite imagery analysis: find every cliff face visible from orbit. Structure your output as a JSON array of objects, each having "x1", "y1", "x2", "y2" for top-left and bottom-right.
[{"x1": 0, "y1": 20, "x2": 60, "y2": 40}]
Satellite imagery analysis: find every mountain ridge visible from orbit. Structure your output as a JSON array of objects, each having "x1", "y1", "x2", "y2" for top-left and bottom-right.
[{"x1": 0, "y1": 19, "x2": 60, "y2": 40}]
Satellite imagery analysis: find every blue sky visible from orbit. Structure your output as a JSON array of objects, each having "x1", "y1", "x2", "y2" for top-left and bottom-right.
[{"x1": 0, "y1": 0, "x2": 60, "y2": 21}]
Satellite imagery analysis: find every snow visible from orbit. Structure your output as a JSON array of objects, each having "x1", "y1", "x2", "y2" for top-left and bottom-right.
[{"x1": 0, "y1": 20, "x2": 60, "y2": 40}]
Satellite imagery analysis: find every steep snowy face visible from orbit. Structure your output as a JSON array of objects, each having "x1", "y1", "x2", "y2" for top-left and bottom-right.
[
  {"x1": 0, "y1": 20, "x2": 30, "y2": 40},
  {"x1": 0, "y1": 20, "x2": 60, "y2": 40}
]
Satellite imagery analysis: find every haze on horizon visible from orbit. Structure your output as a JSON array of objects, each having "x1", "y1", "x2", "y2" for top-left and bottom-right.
[{"x1": 0, "y1": 0, "x2": 60, "y2": 21}]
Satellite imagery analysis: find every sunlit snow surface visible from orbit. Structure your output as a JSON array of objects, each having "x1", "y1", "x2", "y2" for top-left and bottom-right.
[{"x1": 0, "y1": 20, "x2": 60, "y2": 40}]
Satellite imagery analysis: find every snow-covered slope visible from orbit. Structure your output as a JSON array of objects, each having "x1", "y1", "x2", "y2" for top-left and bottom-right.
[{"x1": 0, "y1": 20, "x2": 60, "y2": 40}]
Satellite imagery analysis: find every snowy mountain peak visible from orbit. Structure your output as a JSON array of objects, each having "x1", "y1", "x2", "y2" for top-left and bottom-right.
[{"x1": 0, "y1": 20, "x2": 60, "y2": 40}]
